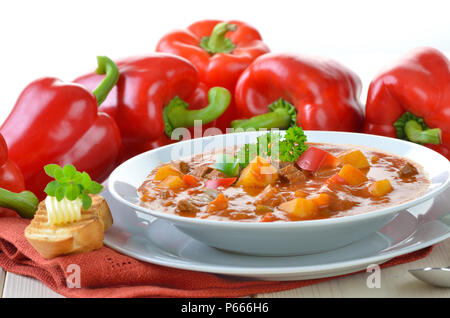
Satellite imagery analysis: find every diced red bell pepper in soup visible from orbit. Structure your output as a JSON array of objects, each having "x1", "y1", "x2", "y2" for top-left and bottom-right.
[
  {"x1": 204, "y1": 177, "x2": 237, "y2": 189},
  {"x1": 296, "y1": 147, "x2": 338, "y2": 172}
]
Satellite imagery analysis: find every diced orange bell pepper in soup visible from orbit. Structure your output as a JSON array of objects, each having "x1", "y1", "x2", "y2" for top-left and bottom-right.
[
  {"x1": 182, "y1": 174, "x2": 200, "y2": 187},
  {"x1": 278, "y1": 198, "x2": 318, "y2": 219},
  {"x1": 236, "y1": 156, "x2": 278, "y2": 187},
  {"x1": 156, "y1": 175, "x2": 186, "y2": 190},
  {"x1": 208, "y1": 193, "x2": 229, "y2": 212},
  {"x1": 154, "y1": 164, "x2": 184, "y2": 181},
  {"x1": 311, "y1": 193, "x2": 330, "y2": 208},
  {"x1": 326, "y1": 174, "x2": 348, "y2": 186},
  {"x1": 260, "y1": 212, "x2": 278, "y2": 222},
  {"x1": 338, "y1": 164, "x2": 368, "y2": 186},
  {"x1": 369, "y1": 179, "x2": 393, "y2": 197},
  {"x1": 338, "y1": 150, "x2": 370, "y2": 169}
]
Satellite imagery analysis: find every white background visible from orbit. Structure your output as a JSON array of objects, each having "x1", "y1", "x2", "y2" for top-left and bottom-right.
[{"x1": 0, "y1": 0, "x2": 449, "y2": 122}]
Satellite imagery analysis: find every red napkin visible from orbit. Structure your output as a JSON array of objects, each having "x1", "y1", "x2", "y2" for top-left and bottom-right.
[{"x1": 0, "y1": 216, "x2": 432, "y2": 298}]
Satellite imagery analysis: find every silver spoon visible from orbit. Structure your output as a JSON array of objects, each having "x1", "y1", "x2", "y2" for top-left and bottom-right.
[{"x1": 409, "y1": 267, "x2": 450, "y2": 288}]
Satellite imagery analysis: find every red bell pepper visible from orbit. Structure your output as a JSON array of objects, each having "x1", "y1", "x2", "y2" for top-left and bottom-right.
[
  {"x1": 75, "y1": 53, "x2": 231, "y2": 158},
  {"x1": 1, "y1": 56, "x2": 123, "y2": 200},
  {"x1": 296, "y1": 147, "x2": 338, "y2": 172},
  {"x1": 204, "y1": 178, "x2": 237, "y2": 189},
  {"x1": 232, "y1": 53, "x2": 364, "y2": 132},
  {"x1": 364, "y1": 47, "x2": 450, "y2": 159},
  {"x1": 0, "y1": 133, "x2": 24, "y2": 194},
  {"x1": 156, "y1": 20, "x2": 270, "y2": 131},
  {"x1": 0, "y1": 132, "x2": 39, "y2": 218}
]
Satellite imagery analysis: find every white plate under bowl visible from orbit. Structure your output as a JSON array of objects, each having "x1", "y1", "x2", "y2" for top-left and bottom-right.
[
  {"x1": 108, "y1": 131, "x2": 450, "y2": 256},
  {"x1": 103, "y1": 187, "x2": 450, "y2": 281}
]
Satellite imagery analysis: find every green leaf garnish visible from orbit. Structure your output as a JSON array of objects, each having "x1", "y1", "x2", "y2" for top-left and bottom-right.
[
  {"x1": 56, "y1": 176, "x2": 70, "y2": 184},
  {"x1": 44, "y1": 180, "x2": 59, "y2": 197},
  {"x1": 72, "y1": 171, "x2": 83, "y2": 184},
  {"x1": 65, "y1": 184, "x2": 80, "y2": 201},
  {"x1": 43, "y1": 164, "x2": 103, "y2": 210},
  {"x1": 88, "y1": 181, "x2": 103, "y2": 194},
  {"x1": 63, "y1": 164, "x2": 77, "y2": 179},
  {"x1": 81, "y1": 193, "x2": 92, "y2": 211},
  {"x1": 279, "y1": 126, "x2": 308, "y2": 162},
  {"x1": 234, "y1": 126, "x2": 308, "y2": 167},
  {"x1": 44, "y1": 164, "x2": 62, "y2": 178},
  {"x1": 54, "y1": 167, "x2": 65, "y2": 181},
  {"x1": 81, "y1": 172, "x2": 92, "y2": 189},
  {"x1": 55, "y1": 185, "x2": 66, "y2": 201}
]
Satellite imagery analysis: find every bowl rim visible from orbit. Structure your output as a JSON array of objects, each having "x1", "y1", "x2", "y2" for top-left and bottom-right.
[{"x1": 108, "y1": 130, "x2": 450, "y2": 229}]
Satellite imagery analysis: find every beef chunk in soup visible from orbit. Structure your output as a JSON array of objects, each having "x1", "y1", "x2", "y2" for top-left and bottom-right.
[
  {"x1": 190, "y1": 164, "x2": 213, "y2": 178},
  {"x1": 398, "y1": 162, "x2": 418, "y2": 177},
  {"x1": 279, "y1": 164, "x2": 306, "y2": 184},
  {"x1": 173, "y1": 160, "x2": 190, "y2": 174},
  {"x1": 177, "y1": 199, "x2": 200, "y2": 212},
  {"x1": 206, "y1": 169, "x2": 228, "y2": 180}
]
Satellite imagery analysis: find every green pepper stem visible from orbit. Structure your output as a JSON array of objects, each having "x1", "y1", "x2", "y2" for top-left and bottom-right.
[
  {"x1": 405, "y1": 120, "x2": 441, "y2": 145},
  {"x1": 231, "y1": 110, "x2": 291, "y2": 130},
  {"x1": 92, "y1": 56, "x2": 120, "y2": 107},
  {"x1": 0, "y1": 188, "x2": 39, "y2": 218},
  {"x1": 163, "y1": 87, "x2": 231, "y2": 137},
  {"x1": 394, "y1": 112, "x2": 442, "y2": 145},
  {"x1": 199, "y1": 22, "x2": 237, "y2": 54},
  {"x1": 230, "y1": 98, "x2": 297, "y2": 130}
]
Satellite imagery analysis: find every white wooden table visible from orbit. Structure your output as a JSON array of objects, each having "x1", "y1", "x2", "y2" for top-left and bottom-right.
[{"x1": 1, "y1": 238, "x2": 449, "y2": 298}]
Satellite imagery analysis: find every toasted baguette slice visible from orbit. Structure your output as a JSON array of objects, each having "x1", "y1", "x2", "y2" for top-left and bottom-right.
[{"x1": 25, "y1": 194, "x2": 113, "y2": 259}]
